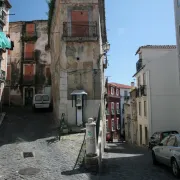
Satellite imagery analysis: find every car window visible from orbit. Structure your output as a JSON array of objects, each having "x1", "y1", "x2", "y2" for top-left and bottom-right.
[
  {"x1": 162, "y1": 132, "x2": 170, "y2": 139},
  {"x1": 167, "y1": 136, "x2": 176, "y2": 146},
  {"x1": 161, "y1": 136, "x2": 170, "y2": 146},
  {"x1": 35, "y1": 95, "x2": 42, "y2": 101},
  {"x1": 43, "y1": 95, "x2": 49, "y2": 101},
  {"x1": 171, "y1": 131, "x2": 178, "y2": 134}
]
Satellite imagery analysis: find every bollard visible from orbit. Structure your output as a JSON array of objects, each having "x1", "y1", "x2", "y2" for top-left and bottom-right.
[{"x1": 85, "y1": 118, "x2": 98, "y2": 172}]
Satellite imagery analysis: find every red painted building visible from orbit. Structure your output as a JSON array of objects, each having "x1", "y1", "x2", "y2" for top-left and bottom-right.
[{"x1": 106, "y1": 83, "x2": 121, "y2": 139}]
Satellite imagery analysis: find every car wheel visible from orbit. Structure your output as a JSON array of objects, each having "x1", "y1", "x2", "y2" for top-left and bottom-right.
[
  {"x1": 152, "y1": 151, "x2": 158, "y2": 165},
  {"x1": 171, "y1": 158, "x2": 180, "y2": 177}
]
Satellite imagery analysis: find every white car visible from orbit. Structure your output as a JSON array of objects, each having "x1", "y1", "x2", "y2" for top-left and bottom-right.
[
  {"x1": 32, "y1": 94, "x2": 53, "y2": 112},
  {"x1": 152, "y1": 134, "x2": 180, "y2": 177}
]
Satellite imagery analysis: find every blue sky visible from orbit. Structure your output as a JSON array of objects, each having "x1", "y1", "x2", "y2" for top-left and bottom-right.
[{"x1": 9, "y1": 0, "x2": 176, "y2": 85}]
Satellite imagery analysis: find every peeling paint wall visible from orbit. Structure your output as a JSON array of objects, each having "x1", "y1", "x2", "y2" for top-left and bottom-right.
[
  {"x1": 51, "y1": 0, "x2": 105, "y2": 125},
  {"x1": 3, "y1": 20, "x2": 51, "y2": 106}
]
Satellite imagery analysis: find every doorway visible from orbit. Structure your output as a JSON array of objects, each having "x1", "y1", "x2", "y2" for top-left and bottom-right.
[
  {"x1": 24, "y1": 87, "x2": 34, "y2": 106},
  {"x1": 145, "y1": 127, "x2": 148, "y2": 145},
  {"x1": 139, "y1": 125, "x2": 142, "y2": 145}
]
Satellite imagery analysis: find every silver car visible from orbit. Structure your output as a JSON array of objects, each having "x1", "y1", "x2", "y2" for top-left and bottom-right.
[{"x1": 152, "y1": 134, "x2": 180, "y2": 177}]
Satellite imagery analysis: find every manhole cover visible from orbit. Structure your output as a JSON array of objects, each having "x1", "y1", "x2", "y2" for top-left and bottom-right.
[
  {"x1": 23, "y1": 152, "x2": 34, "y2": 158},
  {"x1": 18, "y1": 167, "x2": 40, "y2": 176}
]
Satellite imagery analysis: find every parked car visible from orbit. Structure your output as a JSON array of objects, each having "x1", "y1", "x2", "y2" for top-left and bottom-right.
[
  {"x1": 32, "y1": 94, "x2": 53, "y2": 112},
  {"x1": 106, "y1": 131, "x2": 113, "y2": 143},
  {"x1": 149, "y1": 130, "x2": 178, "y2": 149},
  {"x1": 152, "y1": 134, "x2": 180, "y2": 177}
]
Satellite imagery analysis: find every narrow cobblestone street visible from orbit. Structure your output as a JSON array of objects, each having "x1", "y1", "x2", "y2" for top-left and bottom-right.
[
  {"x1": 0, "y1": 107, "x2": 178, "y2": 180},
  {"x1": 100, "y1": 142, "x2": 177, "y2": 180}
]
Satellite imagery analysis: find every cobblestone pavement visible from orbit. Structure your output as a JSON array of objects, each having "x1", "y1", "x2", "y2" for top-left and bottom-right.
[
  {"x1": 100, "y1": 142, "x2": 177, "y2": 180},
  {"x1": 0, "y1": 107, "x2": 97, "y2": 180}
]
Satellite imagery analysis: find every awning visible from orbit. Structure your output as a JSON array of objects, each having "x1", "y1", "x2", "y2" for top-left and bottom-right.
[
  {"x1": 71, "y1": 90, "x2": 87, "y2": 95},
  {"x1": 0, "y1": 32, "x2": 11, "y2": 49}
]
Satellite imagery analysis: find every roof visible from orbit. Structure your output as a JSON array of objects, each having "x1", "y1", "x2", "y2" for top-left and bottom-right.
[
  {"x1": 108, "y1": 83, "x2": 131, "y2": 89},
  {"x1": 135, "y1": 45, "x2": 176, "y2": 55}
]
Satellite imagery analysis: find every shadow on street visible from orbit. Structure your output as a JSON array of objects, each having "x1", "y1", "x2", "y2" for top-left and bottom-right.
[{"x1": 0, "y1": 106, "x2": 58, "y2": 146}]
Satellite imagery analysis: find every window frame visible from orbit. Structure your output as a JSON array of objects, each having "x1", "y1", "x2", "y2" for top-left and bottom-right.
[
  {"x1": 116, "y1": 88, "x2": 119, "y2": 96},
  {"x1": 117, "y1": 118, "x2": 119, "y2": 130},
  {"x1": 106, "y1": 119, "x2": 108, "y2": 132},
  {"x1": 143, "y1": 72, "x2": 146, "y2": 85},
  {"x1": 137, "y1": 76, "x2": 141, "y2": 87},
  {"x1": 111, "y1": 102, "x2": 114, "y2": 109},
  {"x1": 111, "y1": 118, "x2": 114, "y2": 131},
  {"x1": 111, "y1": 87, "x2": 114, "y2": 95},
  {"x1": 116, "y1": 102, "x2": 119, "y2": 110},
  {"x1": 144, "y1": 101, "x2": 147, "y2": 117},
  {"x1": 139, "y1": 102, "x2": 141, "y2": 116}
]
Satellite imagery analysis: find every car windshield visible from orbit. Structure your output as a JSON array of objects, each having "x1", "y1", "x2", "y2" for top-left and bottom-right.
[
  {"x1": 35, "y1": 95, "x2": 42, "y2": 101},
  {"x1": 43, "y1": 95, "x2": 49, "y2": 101},
  {"x1": 162, "y1": 131, "x2": 178, "y2": 139}
]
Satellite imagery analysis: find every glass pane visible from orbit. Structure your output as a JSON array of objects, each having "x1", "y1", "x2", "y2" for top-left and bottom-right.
[
  {"x1": 35, "y1": 95, "x2": 42, "y2": 101},
  {"x1": 161, "y1": 136, "x2": 170, "y2": 146},
  {"x1": 167, "y1": 136, "x2": 176, "y2": 146},
  {"x1": 43, "y1": 95, "x2": 49, "y2": 101}
]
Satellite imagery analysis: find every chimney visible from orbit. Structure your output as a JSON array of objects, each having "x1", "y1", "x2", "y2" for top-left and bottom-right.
[{"x1": 131, "y1": 82, "x2": 135, "y2": 87}]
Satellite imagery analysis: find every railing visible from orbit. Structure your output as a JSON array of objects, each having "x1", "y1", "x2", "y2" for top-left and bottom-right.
[
  {"x1": 136, "y1": 59, "x2": 142, "y2": 72},
  {"x1": 25, "y1": 31, "x2": 37, "y2": 37},
  {"x1": 24, "y1": 52, "x2": 34, "y2": 60},
  {"x1": 140, "y1": 85, "x2": 147, "y2": 96},
  {"x1": 0, "y1": 70, "x2": 5, "y2": 81},
  {"x1": 62, "y1": 21, "x2": 98, "y2": 41},
  {"x1": 124, "y1": 96, "x2": 130, "y2": 101},
  {"x1": 116, "y1": 109, "x2": 120, "y2": 114},
  {"x1": 105, "y1": 108, "x2": 110, "y2": 115},
  {"x1": 0, "y1": 10, "x2": 6, "y2": 25},
  {"x1": 96, "y1": 104, "x2": 101, "y2": 141},
  {"x1": 111, "y1": 109, "x2": 115, "y2": 115}
]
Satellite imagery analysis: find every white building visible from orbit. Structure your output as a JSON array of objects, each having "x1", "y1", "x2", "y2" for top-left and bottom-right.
[{"x1": 133, "y1": 45, "x2": 180, "y2": 146}]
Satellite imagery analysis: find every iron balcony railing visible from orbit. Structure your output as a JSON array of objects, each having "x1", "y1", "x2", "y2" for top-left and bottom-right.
[
  {"x1": 124, "y1": 96, "x2": 130, "y2": 101},
  {"x1": 0, "y1": 70, "x2": 5, "y2": 81},
  {"x1": 105, "y1": 108, "x2": 110, "y2": 115},
  {"x1": 62, "y1": 21, "x2": 98, "y2": 41},
  {"x1": 23, "y1": 75, "x2": 35, "y2": 84},
  {"x1": 136, "y1": 59, "x2": 142, "y2": 72},
  {"x1": 116, "y1": 109, "x2": 120, "y2": 114},
  {"x1": 111, "y1": 109, "x2": 115, "y2": 115},
  {"x1": 136, "y1": 85, "x2": 147, "y2": 97}
]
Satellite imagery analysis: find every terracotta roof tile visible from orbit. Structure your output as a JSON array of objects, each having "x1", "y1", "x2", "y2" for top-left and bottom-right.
[
  {"x1": 135, "y1": 45, "x2": 176, "y2": 55},
  {"x1": 108, "y1": 83, "x2": 131, "y2": 89}
]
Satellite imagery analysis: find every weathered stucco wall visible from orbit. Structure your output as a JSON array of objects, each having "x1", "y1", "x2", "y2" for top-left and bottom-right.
[
  {"x1": 4, "y1": 20, "x2": 51, "y2": 106},
  {"x1": 50, "y1": 0, "x2": 104, "y2": 125}
]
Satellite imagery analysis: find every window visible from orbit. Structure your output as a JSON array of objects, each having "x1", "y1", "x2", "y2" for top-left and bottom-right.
[
  {"x1": 143, "y1": 73, "x2": 146, "y2": 85},
  {"x1": 111, "y1": 87, "x2": 114, "y2": 95},
  {"x1": 116, "y1": 89, "x2": 119, "y2": 96},
  {"x1": 167, "y1": 136, "x2": 176, "y2": 146},
  {"x1": 139, "y1": 102, "x2": 141, "y2": 115},
  {"x1": 178, "y1": 0, "x2": 180, "y2": 7},
  {"x1": 144, "y1": 101, "x2": 147, "y2": 116},
  {"x1": 106, "y1": 120, "x2": 108, "y2": 132},
  {"x1": 117, "y1": 118, "x2": 119, "y2": 129},
  {"x1": 111, "y1": 102, "x2": 114, "y2": 109},
  {"x1": 161, "y1": 136, "x2": 170, "y2": 146},
  {"x1": 116, "y1": 103, "x2": 119, "y2": 110},
  {"x1": 0, "y1": 24, "x2": 3, "y2": 32},
  {"x1": 124, "y1": 90, "x2": 128, "y2": 97},
  {"x1": 111, "y1": 119, "x2": 114, "y2": 131},
  {"x1": 137, "y1": 76, "x2": 141, "y2": 87}
]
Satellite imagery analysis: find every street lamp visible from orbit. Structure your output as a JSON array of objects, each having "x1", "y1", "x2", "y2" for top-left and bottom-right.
[{"x1": 102, "y1": 42, "x2": 110, "y2": 53}]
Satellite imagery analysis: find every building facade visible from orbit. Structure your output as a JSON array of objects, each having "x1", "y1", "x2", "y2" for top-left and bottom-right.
[
  {"x1": 105, "y1": 83, "x2": 120, "y2": 139},
  {"x1": 0, "y1": 0, "x2": 12, "y2": 103},
  {"x1": 3, "y1": 20, "x2": 51, "y2": 106},
  {"x1": 124, "y1": 87, "x2": 138, "y2": 144},
  {"x1": 133, "y1": 45, "x2": 180, "y2": 146},
  {"x1": 49, "y1": 0, "x2": 108, "y2": 127}
]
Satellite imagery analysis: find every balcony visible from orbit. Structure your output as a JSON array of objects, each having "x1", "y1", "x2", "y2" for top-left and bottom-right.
[
  {"x1": 105, "y1": 109, "x2": 110, "y2": 115},
  {"x1": 111, "y1": 109, "x2": 115, "y2": 115},
  {"x1": 22, "y1": 32, "x2": 37, "y2": 42},
  {"x1": 0, "y1": 10, "x2": 6, "y2": 25},
  {"x1": 24, "y1": 52, "x2": 34, "y2": 60},
  {"x1": 62, "y1": 21, "x2": 98, "y2": 42},
  {"x1": 124, "y1": 96, "x2": 130, "y2": 101},
  {"x1": 136, "y1": 59, "x2": 142, "y2": 72},
  {"x1": 0, "y1": 70, "x2": 5, "y2": 82},
  {"x1": 23, "y1": 75, "x2": 35, "y2": 85},
  {"x1": 116, "y1": 109, "x2": 120, "y2": 114},
  {"x1": 140, "y1": 85, "x2": 147, "y2": 96}
]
